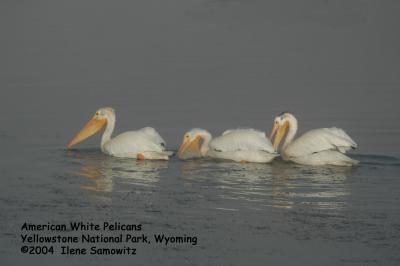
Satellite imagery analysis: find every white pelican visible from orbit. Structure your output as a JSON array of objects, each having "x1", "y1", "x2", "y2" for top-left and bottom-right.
[
  {"x1": 269, "y1": 112, "x2": 358, "y2": 166},
  {"x1": 67, "y1": 107, "x2": 171, "y2": 160},
  {"x1": 177, "y1": 128, "x2": 277, "y2": 163}
]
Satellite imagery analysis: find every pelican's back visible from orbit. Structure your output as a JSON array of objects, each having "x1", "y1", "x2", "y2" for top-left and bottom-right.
[
  {"x1": 285, "y1": 127, "x2": 357, "y2": 158},
  {"x1": 210, "y1": 129, "x2": 275, "y2": 153}
]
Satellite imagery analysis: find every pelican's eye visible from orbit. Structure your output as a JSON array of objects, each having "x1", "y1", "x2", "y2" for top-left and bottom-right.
[{"x1": 95, "y1": 111, "x2": 99, "y2": 116}]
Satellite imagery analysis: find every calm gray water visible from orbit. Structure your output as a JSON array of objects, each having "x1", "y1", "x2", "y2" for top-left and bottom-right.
[{"x1": 1, "y1": 0, "x2": 400, "y2": 265}]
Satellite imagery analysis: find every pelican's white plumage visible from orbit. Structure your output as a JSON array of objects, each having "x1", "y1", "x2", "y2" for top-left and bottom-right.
[
  {"x1": 102, "y1": 127, "x2": 169, "y2": 159},
  {"x1": 211, "y1": 129, "x2": 276, "y2": 153},
  {"x1": 178, "y1": 128, "x2": 277, "y2": 163},
  {"x1": 284, "y1": 127, "x2": 357, "y2": 156},
  {"x1": 270, "y1": 112, "x2": 358, "y2": 166},
  {"x1": 67, "y1": 107, "x2": 171, "y2": 160}
]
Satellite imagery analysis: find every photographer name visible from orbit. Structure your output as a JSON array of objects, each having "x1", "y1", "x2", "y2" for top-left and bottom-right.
[{"x1": 21, "y1": 221, "x2": 142, "y2": 232}]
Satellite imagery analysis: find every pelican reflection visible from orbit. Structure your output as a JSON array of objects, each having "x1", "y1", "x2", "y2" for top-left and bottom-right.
[
  {"x1": 269, "y1": 160, "x2": 351, "y2": 210},
  {"x1": 67, "y1": 149, "x2": 167, "y2": 192},
  {"x1": 179, "y1": 158, "x2": 351, "y2": 211}
]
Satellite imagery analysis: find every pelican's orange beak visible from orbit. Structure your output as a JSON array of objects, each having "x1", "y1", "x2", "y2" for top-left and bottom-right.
[
  {"x1": 177, "y1": 135, "x2": 203, "y2": 159},
  {"x1": 269, "y1": 123, "x2": 279, "y2": 141},
  {"x1": 269, "y1": 121, "x2": 288, "y2": 151},
  {"x1": 67, "y1": 116, "x2": 107, "y2": 149}
]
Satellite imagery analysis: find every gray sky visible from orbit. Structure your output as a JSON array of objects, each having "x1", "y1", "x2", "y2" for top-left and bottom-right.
[{"x1": 1, "y1": 0, "x2": 399, "y2": 153}]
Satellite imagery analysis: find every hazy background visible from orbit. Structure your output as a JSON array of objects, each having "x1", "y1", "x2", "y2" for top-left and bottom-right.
[
  {"x1": 1, "y1": 1, "x2": 400, "y2": 265},
  {"x1": 1, "y1": 0, "x2": 399, "y2": 153}
]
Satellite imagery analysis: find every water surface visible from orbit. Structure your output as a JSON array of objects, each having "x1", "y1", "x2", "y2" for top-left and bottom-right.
[{"x1": 1, "y1": 143, "x2": 399, "y2": 265}]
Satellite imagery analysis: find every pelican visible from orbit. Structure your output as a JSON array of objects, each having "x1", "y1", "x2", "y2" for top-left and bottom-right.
[
  {"x1": 269, "y1": 112, "x2": 358, "y2": 166},
  {"x1": 177, "y1": 128, "x2": 277, "y2": 163},
  {"x1": 67, "y1": 107, "x2": 171, "y2": 160}
]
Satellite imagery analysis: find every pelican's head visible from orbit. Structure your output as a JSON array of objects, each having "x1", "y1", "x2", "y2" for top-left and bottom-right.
[
  {"x1": 67, "y1": 107, "x2": 115, "y2": 149},
  {"x1": 177, "y1": 128, "x2": 211, "y2": 160},
  {"x1": 269, "y1": 112, "x2": 296, "y2": 151}
]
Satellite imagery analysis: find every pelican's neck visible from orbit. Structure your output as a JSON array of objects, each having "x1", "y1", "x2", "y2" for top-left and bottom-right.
[
  {"x1": 283, "y1": 115, "x2": 298, "y2": 149},
  {"x1": 200, "y1": 132, "x2": 212, "y2": 156},
  {"x1": 101, "y1": 114, "x2": 115, "y2": 149}
]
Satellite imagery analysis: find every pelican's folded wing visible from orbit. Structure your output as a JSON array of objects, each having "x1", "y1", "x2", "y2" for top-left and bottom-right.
[
  {"x1": 210, "y1": 129, "x2": 275, "y2": 153},
  {"x1": 138, "y1": 127, "x2": 167, "y2": 150},
  {"x1": 285, "y1": 127, "x2": 357, "y2": 157}
]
